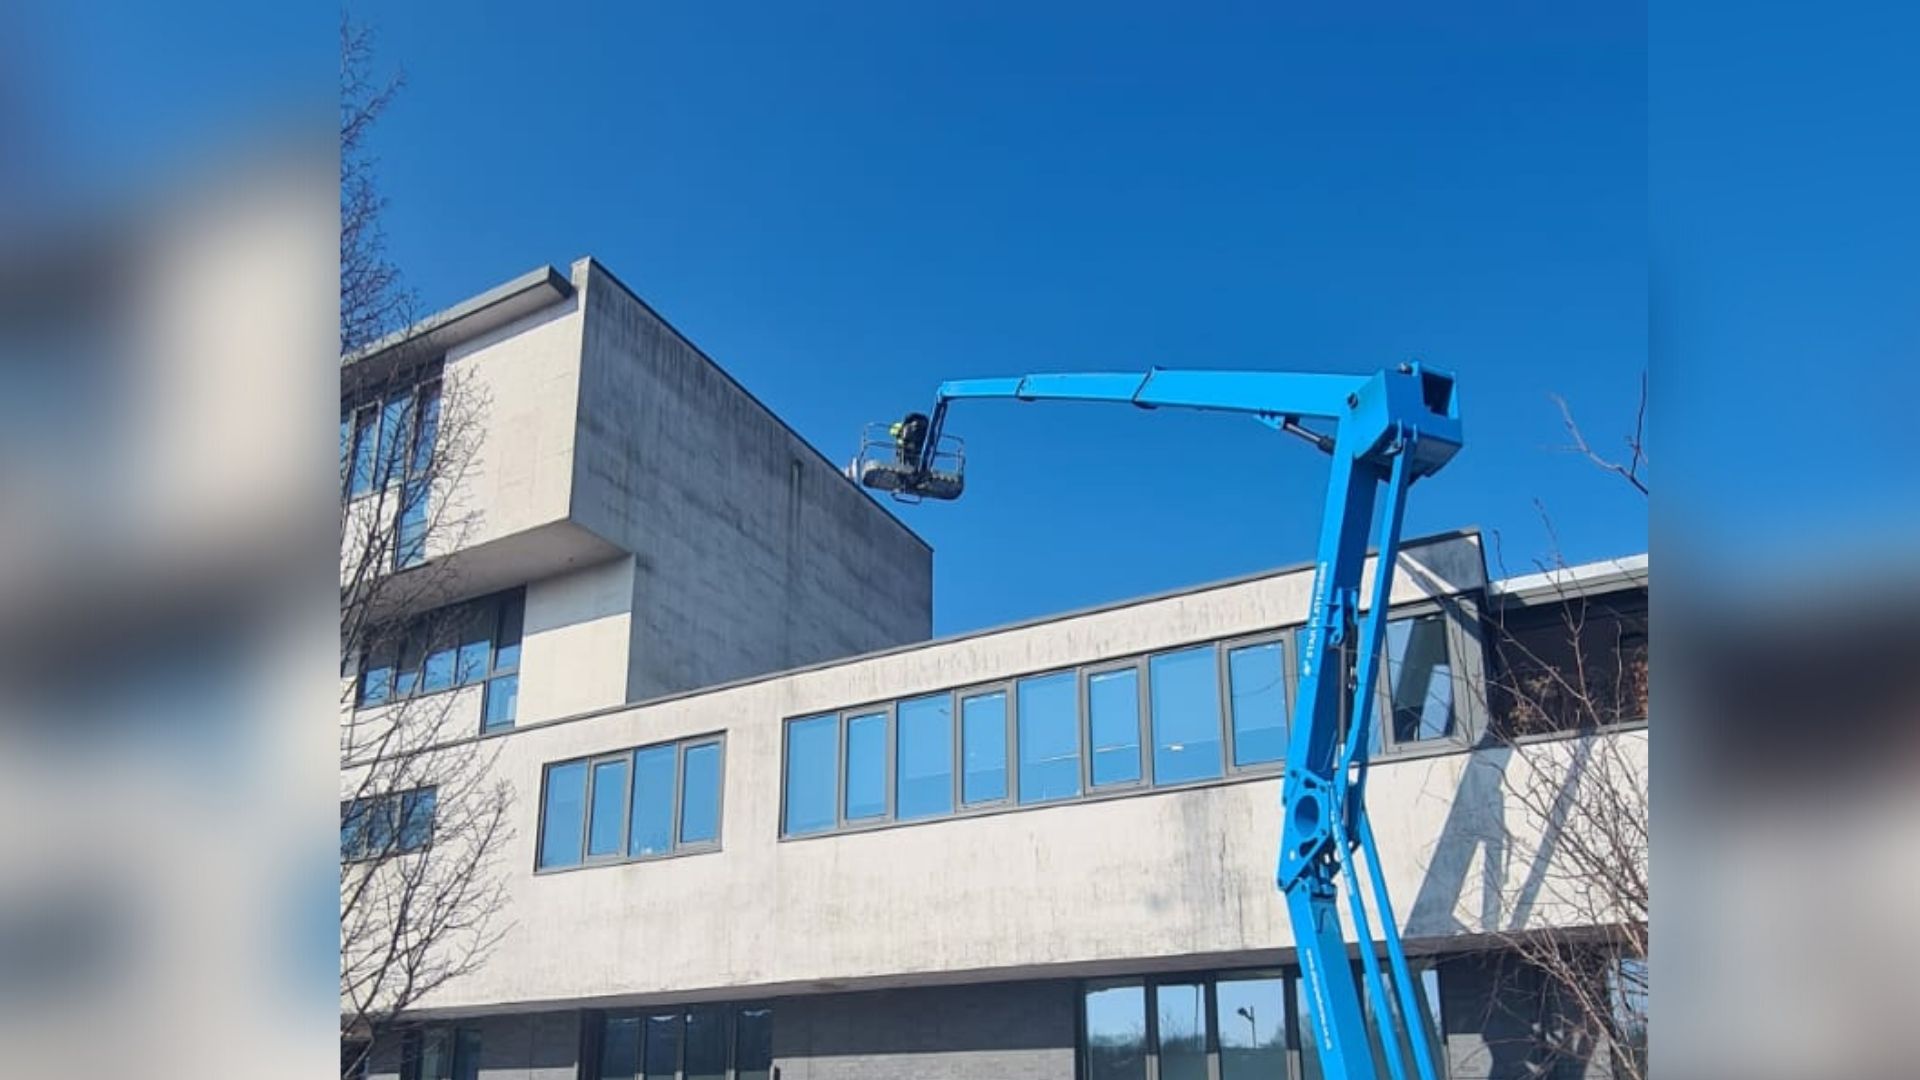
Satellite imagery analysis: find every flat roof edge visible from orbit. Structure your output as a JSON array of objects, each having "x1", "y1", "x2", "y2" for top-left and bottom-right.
[{"x1": 341, "y1": 264, "x2": 574, "y2": 369}]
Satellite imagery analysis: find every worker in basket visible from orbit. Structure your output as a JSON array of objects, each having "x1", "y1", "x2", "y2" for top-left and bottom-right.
[{"x1": 889, "y1": 411, "x2": 929, "y2": 470}]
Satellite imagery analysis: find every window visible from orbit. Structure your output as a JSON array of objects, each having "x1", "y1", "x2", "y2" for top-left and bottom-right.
[
  {"x1": 1083, "y1": 982, "x2": 1148, "y2": 1080},
  {"x1": 1018, "y1": 671, "x2": 1081, "y2": 804},
  {"x1": 644, "y1": 1013, "x2": 679, "y2": 1080},
  {"x1": 778, "y1": 607, "x2": 1460, "y2": 837},
  {"x1": 404, "y1": 1024, "x2": 479, "y2": 1080},
  {"x1": 353, "y1": 589, "x2": 525, "y2": 733},
  {"x1": 735, "y1": 1007, "x2": 773, "y2": 1080},
  {"x1": 1087, "y1": 667, "x2": 1142, "y2": 787},
  {"x1": 541, "y1": 736, "x2": 725, "y2": 871},
  {"x1": 1383, "y1": 615, "x2": 1455, "y2": 745},
  {"x1": 1297, "y1": 964, "x2": 1443, "y2": 1080},
  {"x1": 783, "y1": 715, "x2": 838, "y2": 836},
  {"x1": 1490, "y1": 593, "x2": 1648, "y2": 737},
  {"x1": 342, "y1": 377, "x2": 440, "y2": 500},
  {"x1": 684, "y1": 1007, "x2": 727, "y2": 1080},
  {"x1": 593, "y1": 1004, "x2": 775, "y2": 1080},
  {"x1": 1080, "y1": 967, "x2": 1418, "y2": 1080},
  {"x1": 1215, "y1": 974, "x2": 1287, "y2": 1080},
  {"x1": 895, "y1": 694, "x2": 953, "y2": 820},
  {"x1": 960, "y1": 690, "x2": 1008, "y2": 806},
  {"x1": 1155, "y1": 981, "x2": 1208, "y2": 1080},
  {"x1": 679, "y1": 741, "x2": 722, "y2": 845},
  {"x1": 340, "y1": 786, "x2": 436, "y2": 861},
  {"x1": 1149, "y1": 646, "x2": 1223, "y2": 784},
  {"x1": 843, "y1": 711, "x2": 887, "y2": 822},
  {"x1": 538, "y1": 761, "x2": 588, "y2": 870},
  {"x1": 588, "y1": 757, "x2": 630, "y2": 858},
  {"x1": 629, "y1": 745, "x2": 678, "y2": 857},
  {"x1": 1227, "y1": 640, "x2": 1288, "y2": 767}
]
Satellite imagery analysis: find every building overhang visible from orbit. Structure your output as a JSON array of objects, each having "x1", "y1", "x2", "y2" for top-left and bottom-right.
[{"x1": 341, "y1": 263, "x2": 573, "y2": 395}]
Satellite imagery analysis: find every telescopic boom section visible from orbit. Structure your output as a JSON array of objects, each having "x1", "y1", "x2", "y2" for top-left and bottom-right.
[{"x1": 863, "y1": 363, "x2": 1462, "y2": 1080}]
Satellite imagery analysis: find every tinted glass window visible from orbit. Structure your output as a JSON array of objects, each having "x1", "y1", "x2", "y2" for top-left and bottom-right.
[
  {"x1": 492, "y1": 594, "x2": 523, "y2": 673},
  {"x1": 481, "y1": 673, "x2": 517, "y2": 732},
  {"x1": 1017, "y1": 672, "x2": 1081, "y2": 804},
  {"x1": 539, "y1": 761, "x2": 587, "y2": 869},
  {"x1": 1150, "y1": 646, "x2": 1223, "y2": 784},
  {"x1": 1386, "y1": 615, "x2": 1454, "y2": 743},
  {"x1": 628, "y1": 745, "x2": 677, "y2": 857},
  {"x1": 597, "y1": 1015, "x2": 641, "y2": 1080},
  {"x1": 1088, "y1": 668, "x2": 1142, "y2": 787},
  {"x1": 735, "y1": 1006, "x2": 774, "y2": 1080},
  {"x1": 843, "y1": 712, "x2": 887, "y2": 821},
  {"x1": 960, "y1": 691, "x2": 1008, "y2": 805},
  {"x1": 1156, "y1": 982, "x2": 1208, "y2": 1080},
  {"x1": 347, "y1": 409, "x2": 377, "y2": 496},
  {"x1": 1227, "y1": 641, "x2": 1288, "y2": 766},
  {"x1": 587, "y1": 758, "x2": 628, "y2": 858},
  {"x1": 1084, "y1": 982, "x2": 1148, "y2": 1080},
  {"x1": 642, "y1": 1014, "x2": 679, "y2": 1080},
  {"x1": 683, "y1": 1007, "x2": 726, "y2": 1080},
  {"x1": 679, "y1": 742, "x2": 722, "y2": 845},
  {"x1": 398, "y1": 788, "x2": 435, "y2": 852},
  {"x1": 784, "y1": 715, "x2": 838, "y2": 835},
  {"x1": 1216, "y1": 975, "x2": 1287, "y2": 1080},
  {"x1": 896, "y1": 694, "x2": 954, "y2": 820}
]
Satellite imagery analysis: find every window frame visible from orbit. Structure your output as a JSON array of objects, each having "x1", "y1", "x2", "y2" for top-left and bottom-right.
[
  {"x1": 585, "y1": 1001, "x2": 777, "y2": 1080},
  {"x1": 352, "y1": 589, "x2": 526, "y2": 735},
  {"x1": 1368, "y1": 601, "x2": 1475, "y2": 758},
  {"x1": 340, "y1": 784, "x2": 437, "y2": 863},
  {"x1": 536, "y1": 732, "x2": 727, "y2": 874},
  {"x1": 1222, "y1": 630, "x2": 1293, "y2": 773},
  {"x1": 956, "y1": 681, "x2": 1014, "y2": 809},
  {"x1": 1075, "y1": 962, "x2": 1444, "y2": 1080},
  {"x1": 1082, "y1": 658, "x2": 1148, "y2": 792},
  {"x1": 776, "y1": 596, "x2": 1479, "y2": 841}
]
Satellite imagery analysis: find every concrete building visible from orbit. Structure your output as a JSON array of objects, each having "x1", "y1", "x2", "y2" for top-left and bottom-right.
[{"x1": 343, "y1": 262, "x2": 1649, "y2": 1080}]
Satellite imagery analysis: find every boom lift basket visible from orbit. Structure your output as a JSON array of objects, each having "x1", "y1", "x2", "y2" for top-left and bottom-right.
[{"x1": 851, "y1": 422, "x2": 966, "y2": 502}]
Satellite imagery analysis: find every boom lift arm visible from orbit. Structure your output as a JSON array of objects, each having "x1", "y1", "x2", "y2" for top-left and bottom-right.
[{"x1": 858, "y1": 364, "x2": 1463, "y2": 1080}]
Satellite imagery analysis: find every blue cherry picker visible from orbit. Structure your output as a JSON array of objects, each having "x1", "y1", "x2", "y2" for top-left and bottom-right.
[{"x1": 855, "y1": 364, "x2": 1463, "y2": 1080}]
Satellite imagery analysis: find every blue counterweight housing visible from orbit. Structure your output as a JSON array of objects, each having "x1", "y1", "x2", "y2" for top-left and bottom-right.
[{"x1": 860, "y1": 361, "x2": 1462, "y2": 1080}]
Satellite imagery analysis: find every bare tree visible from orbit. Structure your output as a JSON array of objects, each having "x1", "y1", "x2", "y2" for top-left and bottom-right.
[
  {"x1": 339, "y1": 15, "x2": 512, "y2": 1078},
  {"x1": 1470, "y1": 377, "x2": 1650, "y2": 1079}
]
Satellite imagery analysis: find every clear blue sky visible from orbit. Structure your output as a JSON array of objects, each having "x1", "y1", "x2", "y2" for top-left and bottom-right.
[
  {"x1": 31, "y1": 2, "x2": 1649, "y2": 635},
  {"x1": 357, "y1": 3, "x2": 1646, "y2": 634}
]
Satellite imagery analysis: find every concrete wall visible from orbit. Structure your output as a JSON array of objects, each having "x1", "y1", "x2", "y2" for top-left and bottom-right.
[
  {"x1": 773, "y1": 981, "x2": 1077, "y2": 1080},
  {"x1": 401, "y1": 534, "x2": 1650, "y2": 1017},
  {"x1": 569, "y1": 259, "x2": 933, "y2": 702}
]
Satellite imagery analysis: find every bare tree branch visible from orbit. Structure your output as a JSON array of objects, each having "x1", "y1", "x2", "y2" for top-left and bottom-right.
[{"x1": 1549, "y1": 370, "x2": 1649, "y2": 497}]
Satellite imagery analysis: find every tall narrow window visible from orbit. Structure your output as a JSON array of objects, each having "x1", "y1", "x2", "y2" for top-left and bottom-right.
[
  {"x1": 398, "y1": 787, "x2": 436, "y2": 852},
  {"x1": 896, "y1": 693, "x2": 954, "y2": 820},
  {"x1": 1155, "y1": 982, "x2": 1208, "y2": 1080},
  {"x1": 783, "y1": 715, "x2": 838, "y2": 835},
  {"x1": 642, "y1": 1013, "x2": 680, "y2": 1080},
  {"x1": 1083, "y1": 982, "x2": 1148, "y2": 1080},
  {"x1": 683, "y1": 1007, "x2": 727, "y2": 1080},
  {"x1": 598, "y1": 1015, "x2": 642, "y2": 1080},
  {"x1": 538, "y1": 761, "x2": 588, "y2": 869},
  {"x1": 1215, "y1": 974, "x2": 1287, "y2": 1080},
  {"x1": 843, "y1": 711, "x2": 887, "y2": 822},
  {"x1": 376, "y1": 390, "x2": 412, "y2": 489},
  {"x1": 346, "y1": 408, "x2": 377, "y2": 496},
  {"x1": 1017, "y1": 672, "x2": 1080, "y2": 804},
  {"x1": 628, "y1": 745, "x2": 677, "y2": 857},
  {"x1": 587, "y1": 758, "x2": 629, "y2": 858},
  {"x1": 960, "y1": 690, "x2": 1008, "y2": 806},
  {"x1": 1149, "y1": 646, "x2": 1224, "y2": 784},
  {"x1": 679, "y1": 741, "x2": 722, "y2": 845},
  {"x1": 1385, "y1": 615, "x2": 1454, "y2": 744},
  {"x1": 1227, "y1": 641, "x2": 1288, "y2": 766},
  {"x1": 734, "y1": 1007, "x2": 774, "y2": 1080},
  {"x1": 1088, "y1": 667, "x2": 1143, "y2": 787}
]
